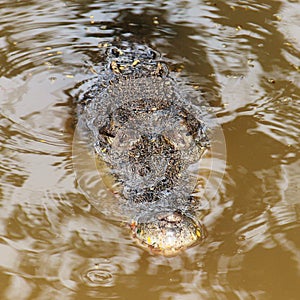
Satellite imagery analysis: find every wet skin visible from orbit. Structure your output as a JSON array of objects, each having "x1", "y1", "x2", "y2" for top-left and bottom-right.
[{"x1": 77, "y1": 44, "x2": 209, "y2": 254}]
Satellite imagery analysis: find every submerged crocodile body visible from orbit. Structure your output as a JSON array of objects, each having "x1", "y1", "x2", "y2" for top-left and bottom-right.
[{"x1": 76, "y1": 44, "x2": 209, "y2": 255}]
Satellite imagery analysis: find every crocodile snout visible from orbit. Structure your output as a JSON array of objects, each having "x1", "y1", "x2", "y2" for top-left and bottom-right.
[{"x1": 131, "y1": 210, "x2": 205, "y2": 256}]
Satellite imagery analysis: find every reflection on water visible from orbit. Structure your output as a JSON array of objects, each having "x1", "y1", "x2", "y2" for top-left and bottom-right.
[{"x1": 0, "y1": 0, "x2": 299, "y2": 299}]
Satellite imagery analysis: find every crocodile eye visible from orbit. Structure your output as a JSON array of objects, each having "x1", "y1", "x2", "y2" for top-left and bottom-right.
[
  {"x1": 147, "y1": 50, "x2": 156, "y2": 59},
  {"x1": 111, "y1": 47, "x2": 120, "y2": 57}
]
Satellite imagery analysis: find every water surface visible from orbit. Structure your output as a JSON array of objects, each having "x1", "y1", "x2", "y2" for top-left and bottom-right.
[{"x1": 0, "y1": 0, "x2": 299, "y2": 299}]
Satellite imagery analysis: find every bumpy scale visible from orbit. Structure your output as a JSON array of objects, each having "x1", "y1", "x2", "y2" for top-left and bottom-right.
[{"x1": 77, "y1": 44, "x2": 209, "y2": 255}]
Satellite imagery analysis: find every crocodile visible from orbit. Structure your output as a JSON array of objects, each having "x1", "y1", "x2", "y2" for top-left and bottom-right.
[{"x1": 76, "y1": 43, "x2": 210, "y2": 255}]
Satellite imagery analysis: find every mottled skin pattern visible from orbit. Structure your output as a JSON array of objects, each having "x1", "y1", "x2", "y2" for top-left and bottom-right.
[{"x1": 77, "y1": 44, "x2": 209, "y2": 255}]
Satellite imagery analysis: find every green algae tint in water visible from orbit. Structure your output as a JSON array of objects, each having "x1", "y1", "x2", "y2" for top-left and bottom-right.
[{"x1": 0, "y1": 0, "x2": 300, "y2": 299}]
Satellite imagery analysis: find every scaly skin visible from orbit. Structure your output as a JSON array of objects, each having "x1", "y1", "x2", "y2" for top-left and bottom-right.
[{"x1": 77, "y1": 44, "x2": 209, "y2": 255}]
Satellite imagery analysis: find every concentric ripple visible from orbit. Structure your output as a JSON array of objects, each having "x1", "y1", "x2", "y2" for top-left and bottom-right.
[{"x1": 82, "y1": 267, "x2": 114, "y2": 287}]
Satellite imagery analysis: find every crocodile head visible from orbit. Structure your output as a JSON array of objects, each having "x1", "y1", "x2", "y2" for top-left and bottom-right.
[{"x1": 130, "y1": 210, "x2": 205, "y2": 256}]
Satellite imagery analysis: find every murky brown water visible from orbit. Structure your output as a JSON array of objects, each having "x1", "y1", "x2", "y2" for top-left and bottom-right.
[{"x1": 0, "y1": 0, "x2": 299, "y2": 299}]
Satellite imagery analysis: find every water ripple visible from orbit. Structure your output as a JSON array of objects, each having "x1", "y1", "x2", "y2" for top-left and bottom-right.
[
  {"x1": 0, "y1": 0, "x2": 300, "y2": 299},
  {"x1": 82, "y1": 267, "x2": 114, "y2": 287}
]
